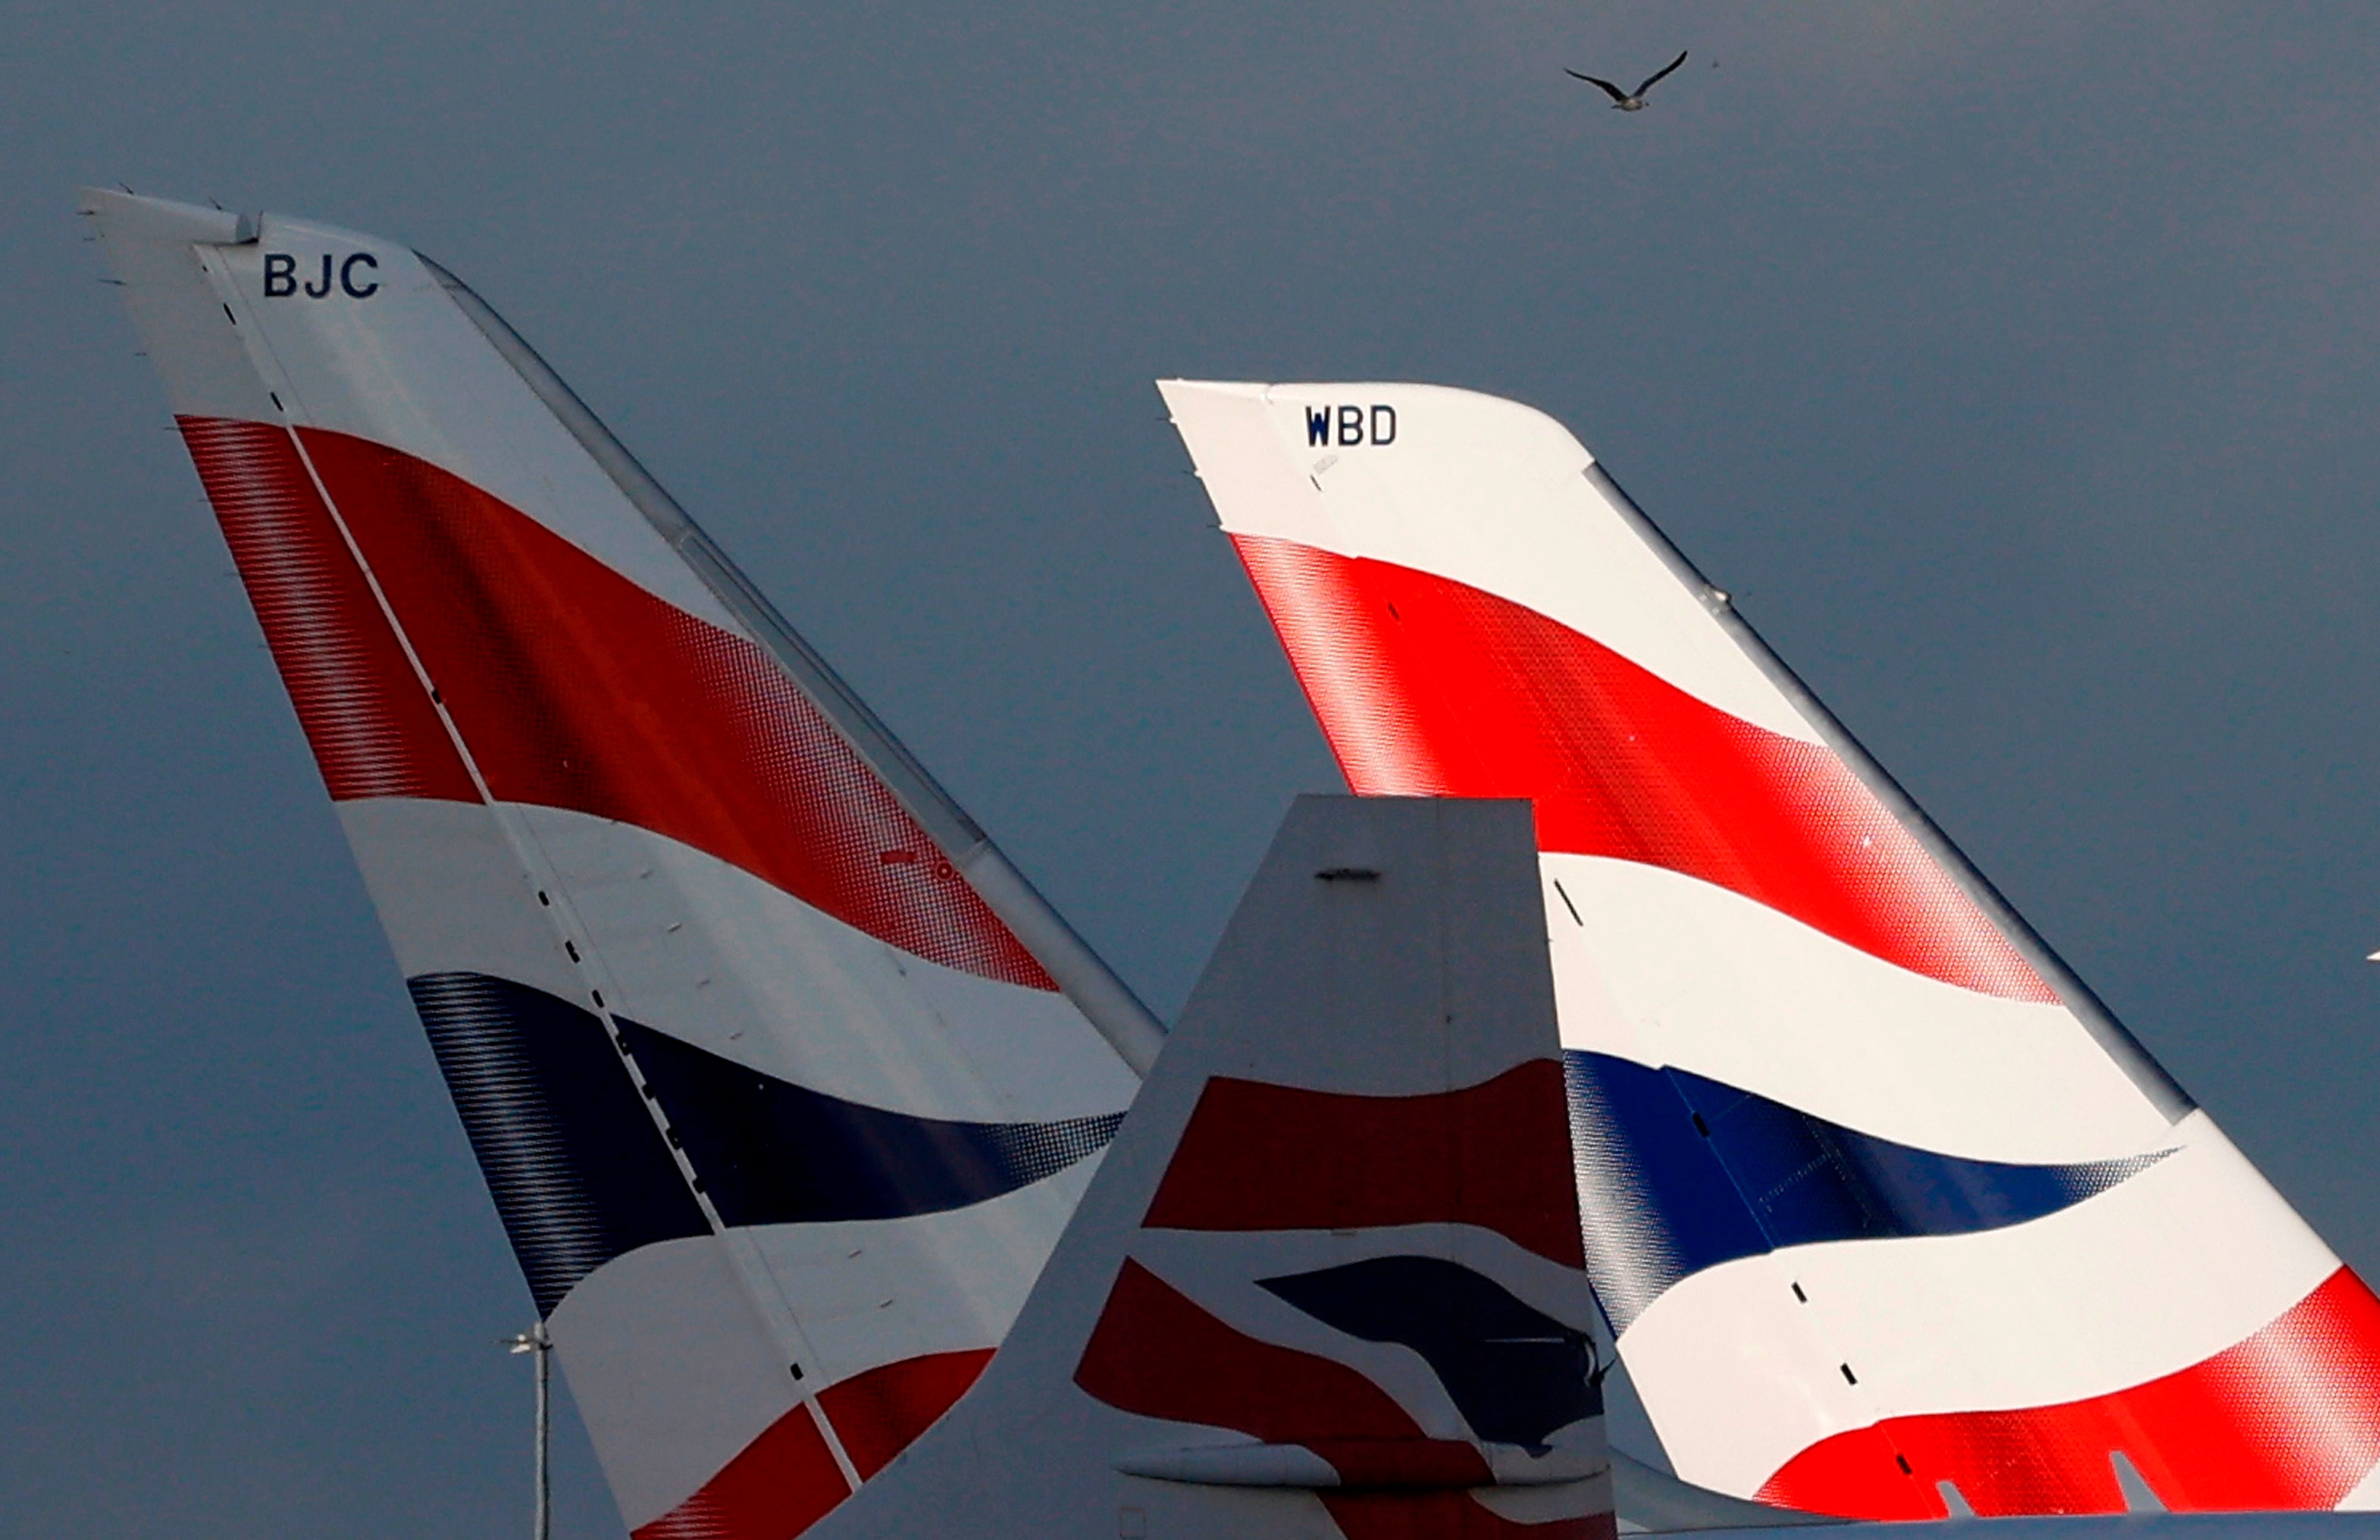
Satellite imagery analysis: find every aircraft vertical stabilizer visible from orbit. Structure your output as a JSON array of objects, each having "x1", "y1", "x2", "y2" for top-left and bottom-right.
[
  {"x1": 1163, "y1": 378, "x2": 2380, "y2": 1519},
  {"x1": 818, "y1": 795, "x2": 1614, "y2": 1540},
  {"x1": 81, "y1": 186, "x2": 1163, "y2": 1540}
]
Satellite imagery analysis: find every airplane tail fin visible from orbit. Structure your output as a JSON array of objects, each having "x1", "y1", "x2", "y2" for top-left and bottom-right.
[
  {"x1": 818, "y1": 795, "x2": 1613, "y2": 1540},
  {"x1": 1161, "y1": 379, "x2": 2380, "y2": 1519},
  {"x1": 82, "y1": 186, "x2": 1163, "y2": 1539}
]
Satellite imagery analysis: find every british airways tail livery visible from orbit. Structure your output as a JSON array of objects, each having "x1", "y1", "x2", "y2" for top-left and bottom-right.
[
  {"x1": 83, "y1": 186, "x2": 1166, "y2": 1540},
  {"x1": 812, "y1": 793, "x2": 1615, "y2": 1540},
  {"x1": 1161, "y1": 379, "x2": 2380, "y2": 1520}
]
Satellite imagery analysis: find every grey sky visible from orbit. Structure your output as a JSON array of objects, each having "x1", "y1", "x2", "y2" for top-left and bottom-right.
[{"x1": 7, "y1": 4, "x2": 2379, "y2": 1535}]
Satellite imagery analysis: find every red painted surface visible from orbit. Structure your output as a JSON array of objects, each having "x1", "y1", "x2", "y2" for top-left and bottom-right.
[
  {"x1": 1232, "y1": 534, "x2": 2054, "y2": 1003},
  {"x1": 1759, "y1": 1268, "x2": 2380, "y2": 1517},
  {"x1": 817, "y1": 1347, "x2": 994, "y2": 1479},
  {"x1": 628, "y1": 1347, "x2": 992, "y2": 1540},
  {"x1": 1142, "y1": 1062, "x2": 1586, "y2": 1269},
  {"x1": 631, "y1": 1402, "x2": 850, "y2": 1540},
  {"x1": 1076, "y1": 1258, "x2": 1495, "y2": 1487},
  {"x1": 260, "y1": 422, "x2": 1054, "y2": 990},
  {"x1": 177, "y1": 416, "x2": 476, "y2": 803}
]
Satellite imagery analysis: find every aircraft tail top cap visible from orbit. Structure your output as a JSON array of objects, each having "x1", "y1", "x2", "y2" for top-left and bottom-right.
[
  {"x1": 77, "y1": 187, "x2": 251, "y2": 245},
  {"x1": 817, "y1": 795, "x2": 1614, "y2": 1540},
  {"x1": 1164, "y1": 378, "x2": 2380, "y2": 1520}
]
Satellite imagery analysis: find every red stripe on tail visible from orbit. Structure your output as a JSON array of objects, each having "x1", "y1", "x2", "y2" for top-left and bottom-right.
[
  {"x1": 816, "y1": 1347, "x2": 994, "y2": 1480},
  {"x1": 1232, "y1": 535, "x2": 2053, "y2": 1003},
  {"x1": 1759, "y1": 1267, "x2": 2380, "y2": 1517},
  {"x1": 1142, "y1": 1062, "x2": 1586, "y2": 1269},
  {"x1": 630, "y1": 1348, "x2": 991, "y2": 1540},
  {"x1": 631, "y1": 1403, "x2": 851, "y2": 1540},
  {"x1": 177, "y1": 417, "x2": 476, "y2": 803},
  {"x1": 283, "y1": 425, "x2": 1054, "y2": 991}
]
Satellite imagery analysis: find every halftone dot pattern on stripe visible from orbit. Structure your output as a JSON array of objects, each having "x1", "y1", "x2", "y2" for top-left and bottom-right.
[
  {"x1": 1230, "y1": 533, "x2": 2055, "y2": 1003},
  {"x1": 176, "y1": 417, "x2": 474, "y2": 802},
  {"x1": 1563, "y1": 1049, "x2": 2171, "y2": 1332},
  {"x1": 408, "y1": 972, "x2": 708, "y2": 1314},
  {"x1": 1758, "y1": 1268, "x2": 2380, "y2": 1518},
  {"x1": 629, "y1": 1401, "x2": 849, "y2": 1540},
  {"x1": 287, "y1": 424, "x2": 1056, "y2": 991}
]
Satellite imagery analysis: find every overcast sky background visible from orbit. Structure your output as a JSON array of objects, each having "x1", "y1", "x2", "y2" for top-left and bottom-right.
[{"x1": 7, "y1": 4, "x2": 2380, "y2": 1535}]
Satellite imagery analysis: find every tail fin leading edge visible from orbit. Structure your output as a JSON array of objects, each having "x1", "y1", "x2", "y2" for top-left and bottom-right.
[{"x1": 1162, "y1": 378, "x2": 2380, "y2": 1519}]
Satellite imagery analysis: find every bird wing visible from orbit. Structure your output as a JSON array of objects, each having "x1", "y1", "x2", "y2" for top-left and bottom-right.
[
  {"x1": 1565, "y1": 69, "x2": 1631, "y2": 103},
  {"x1": 1635, "y1": 50, "x2": 1689, "y2": 95}
]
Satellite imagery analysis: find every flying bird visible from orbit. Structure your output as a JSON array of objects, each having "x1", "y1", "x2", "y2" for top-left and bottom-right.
[{"x1": 1567, "y1": 50, "x2": 1689, "y2": 111}]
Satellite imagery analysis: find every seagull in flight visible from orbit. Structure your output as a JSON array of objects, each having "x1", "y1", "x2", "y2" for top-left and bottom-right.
[{"x1": 1568, "y1": 51, "x2": 1689, "y2": 111}]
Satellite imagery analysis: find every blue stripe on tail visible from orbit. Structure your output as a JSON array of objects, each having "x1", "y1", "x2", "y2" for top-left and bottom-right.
[
  {"x1": 1564, "y1": 1050, "x2": 2170, "y2": 1332},
  {"x1": 619, "y1": 1018, "x2": 1121, "y2": 1229},
  {"x1": 409, "y1": 972, "x2": 710, "y2": 1315},
  {"x1": 408, "y1": 971, "x2": 1122, "y2": 1315}
]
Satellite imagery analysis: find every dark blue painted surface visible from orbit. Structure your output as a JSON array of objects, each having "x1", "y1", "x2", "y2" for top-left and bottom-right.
[
  {"x1": 408, "y1": 972, "x2": 710, "y2": 1315},
  {"x1": 1564, "y1": 1050, "x2": 2170, "y2": 1331},
  {"x1": 619, "y1": 1017, "x2": 1121, "y2": 1230},
  {"x1": 406, "y1": 970, "x2": 1123, "y2": 1311},
  {"x1": 1261, "y1": 1254, "x2": 1601, "y2": 1453}
]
